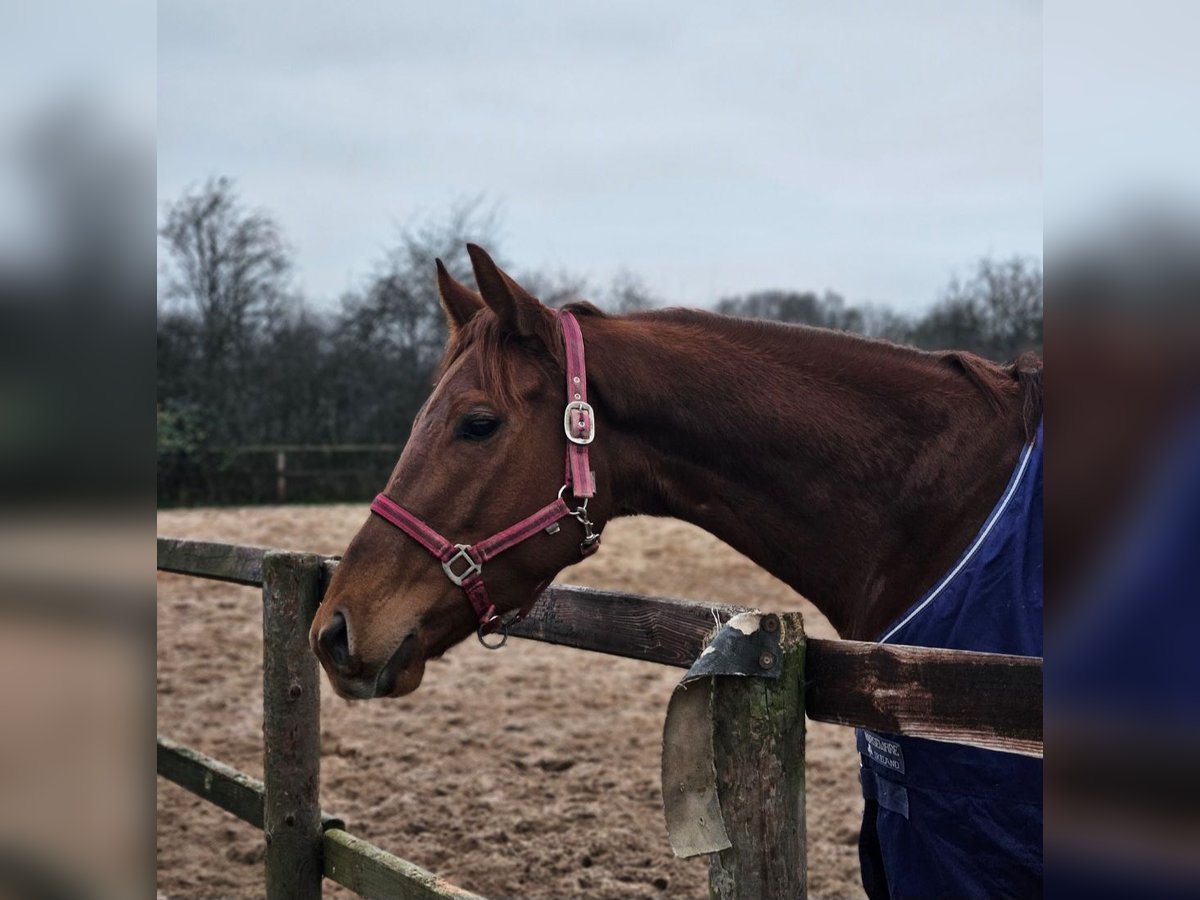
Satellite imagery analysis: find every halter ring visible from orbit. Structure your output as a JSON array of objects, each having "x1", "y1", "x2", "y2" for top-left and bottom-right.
[
  {"x1": 558, "y1": 483, "x2": 589, "y2": 511},
  {"x1": 477, "y1": 619, "x2": 509, "y2": 650}
]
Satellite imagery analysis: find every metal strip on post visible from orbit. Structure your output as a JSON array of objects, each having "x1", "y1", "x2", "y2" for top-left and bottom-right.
[
  {"x1": 262, "y1": 551, "x2": 323, "y2": 900},
  {"x1": 707, "y1": 612, "x2": 807, "y2": 900}
]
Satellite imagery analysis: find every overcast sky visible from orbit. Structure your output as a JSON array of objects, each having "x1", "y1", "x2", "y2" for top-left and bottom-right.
[{"x1": 158, "y1": 1, "x2": 1041, "y2": 313}]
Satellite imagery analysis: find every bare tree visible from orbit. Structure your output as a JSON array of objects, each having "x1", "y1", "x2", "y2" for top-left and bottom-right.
[
  {"x1": 159, "y1": 176, "x2": 292, "y2": 357},
  {"x1": 330, "y1": 199, "x2": 503, "y2": 441},
  {"x1": 604, "y1": 269, "x2": 659, "y2": 313},
  {"x1": 855, "y1": 301, "x2": 913, "y2": 342},
  {"x1": 519, "y1": 268, "x2": 591, "y2": 308},
  {"x1": 971, "y1": 256, "x2": 1043, "y2": 355},
  {"x1": 913, "y1": 256, "x2": 1042, "y2": 359},
  {"x1": 716, "y1": 289, "x2": 834, "y2": 327},
  {"x1": 521, "y1": 268, "x2": 660, "y2": 313},
  {"x1": 716, "y1": 257, "x2": 1042, "y2": 362},
  {"x1": 159, "y1": 177, "x2": 295, "y2": 442}
]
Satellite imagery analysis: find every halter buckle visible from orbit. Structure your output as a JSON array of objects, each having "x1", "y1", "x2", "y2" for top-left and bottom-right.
[
  {"x1": 564, "y1": 400, "x2": 596, "y2": 445},
  {"x1": 441, "y1": 545, "x2": 481, "y2": 586}
]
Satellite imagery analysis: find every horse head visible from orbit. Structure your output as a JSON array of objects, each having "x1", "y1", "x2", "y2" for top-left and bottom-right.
[{"x1": 310, "y1": 245, "x2": 608, "y2": 698}]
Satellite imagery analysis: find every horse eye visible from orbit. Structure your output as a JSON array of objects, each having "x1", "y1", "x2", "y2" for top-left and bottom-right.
[{"x1": 459, "y1": 415, "x2": 501, "y2": 442}]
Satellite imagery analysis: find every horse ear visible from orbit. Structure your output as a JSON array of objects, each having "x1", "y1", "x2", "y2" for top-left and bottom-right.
[
  {"x1": 435, "y1": 258, "x2": 483, "y2": 335},
  {"x1": 466, "y1": 243, "x2": 548, "y2": 339}
]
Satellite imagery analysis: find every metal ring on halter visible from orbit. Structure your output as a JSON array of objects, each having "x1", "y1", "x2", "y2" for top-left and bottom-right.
[
  {"x1": 477, "y1": 619, "x2": 509, "y2": 650},
  {"x1": 558, "y1": 483, "x2": 589, "y2": 514}
]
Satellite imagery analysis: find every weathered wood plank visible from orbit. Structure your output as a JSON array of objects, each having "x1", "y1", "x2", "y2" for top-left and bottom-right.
[
  {"x1": 322, "y1": 828, "x2": 486, "y2": 900},
  {"x1": 157, "y1": 735, "x2": 477, "y2": 897},
  {"x1": 324, "y1": 558, "x2": 746, "y2": 668},
  {"x1": 507, "y1": 583, "x2": 745, "y2": 669},
  {"x1": 262, "y1": 552, "x2": 323, "y2": 900},
  {"x1": 157, "y1": 537, "x2": 268, "y2": 585},
  {"x1": 708, "y1": 613, "x2": 807, "y2": 900},
  {"x1": 157, "y1": 734, "x2": 344, "y2": 828},
  {"x1": 805, "y1": 638, "x2": 1043, "y2": 757},
  {"x1": 167, "y1": 540, "x2": 743, "y2": 669},
  {"x1": 157, "y1": 734, "x2": 266, "y2": 828}
]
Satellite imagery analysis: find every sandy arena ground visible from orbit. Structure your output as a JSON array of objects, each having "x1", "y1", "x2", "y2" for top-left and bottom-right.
[{"x1": 157, "y1": 506, "x2": 866, "y2": 899}]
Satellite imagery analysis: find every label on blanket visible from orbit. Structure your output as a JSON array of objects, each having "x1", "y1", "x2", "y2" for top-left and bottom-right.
[{"x1": 860, "y1": 730, "x2": 905, "y2": 774}]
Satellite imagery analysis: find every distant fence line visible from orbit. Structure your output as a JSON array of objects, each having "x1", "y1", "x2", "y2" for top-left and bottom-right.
[{"x1": 157, "y1": 444, "x2": 399, "y2": 506}]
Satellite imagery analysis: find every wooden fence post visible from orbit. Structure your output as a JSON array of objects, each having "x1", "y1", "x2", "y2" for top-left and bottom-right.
[
  {"x1": 262, "y1": 551, "x2": 323, "y2": 900},
  {"x1": 276, "y1": 451, "x2": 288, "y2": 503},
  {"x1": 708, "y1": 612, "x2": 807, "y2": 900}
]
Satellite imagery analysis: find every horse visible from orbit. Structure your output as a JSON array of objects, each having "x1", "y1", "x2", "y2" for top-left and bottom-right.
[{"x1": 310, "y1": 244, "x2": 1044, "y2": 899}]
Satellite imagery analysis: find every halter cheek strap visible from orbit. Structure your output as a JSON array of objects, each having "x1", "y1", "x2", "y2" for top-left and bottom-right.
[
  {"x1": 560, "y1": 311, "x2": 596, "y2": 498},
  {"x1": 368, "y1": 310, "x2": 600, "y2": 647}
]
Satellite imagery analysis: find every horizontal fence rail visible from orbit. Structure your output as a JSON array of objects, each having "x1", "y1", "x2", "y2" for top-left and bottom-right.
[
  {"x1": 157, "y1": 537, "x2": 1043, "y2": 757},
  {"x1": 157, "y1": 736, "x2": 483, "y2": 899},
  {"x1": 157, "y1": 735, "x2": 342, "y2": 833},
  {"x1": 159, "y1": 445, "x2": 402, "y2": 506},
  {"x1": 805, "y1": 639, "x2": 1043, "y2": 756},
  {"x1": 158, "y1": 537, "x2": 267, "y2": 585}
]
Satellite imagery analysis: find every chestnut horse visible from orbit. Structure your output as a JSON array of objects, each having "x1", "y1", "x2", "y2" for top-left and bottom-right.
[{"x1": 311, "y1": 244, "x2": 1043, "y2": 896}]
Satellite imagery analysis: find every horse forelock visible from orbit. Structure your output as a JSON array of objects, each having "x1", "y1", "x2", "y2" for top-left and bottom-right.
[{"x1": 435, "y1": 302, "x2": 608, "y2": 409}]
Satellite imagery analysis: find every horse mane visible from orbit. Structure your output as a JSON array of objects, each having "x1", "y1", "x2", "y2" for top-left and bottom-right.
[
  {"x1": 941, "y1": 349, "x2": 1043, "y2": 442},
  {"x1": 439, "y1": 302, "x2": 1043, "y2": 441},
  {"x1": 1010, "y1": 351, "x2": 1044, "y2": 442}
]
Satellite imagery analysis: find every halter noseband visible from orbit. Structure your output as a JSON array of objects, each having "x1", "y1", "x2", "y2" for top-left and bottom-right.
[{"x1": 368, "y1": 311, "x2": 600, "y2": 649}]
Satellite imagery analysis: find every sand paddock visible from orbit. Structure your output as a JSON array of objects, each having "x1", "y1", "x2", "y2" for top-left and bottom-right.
[{"x1": 157, "y1": 506, "x2": 866, "y2": 899}]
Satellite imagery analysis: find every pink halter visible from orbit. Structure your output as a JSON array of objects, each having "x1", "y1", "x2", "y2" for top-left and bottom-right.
[{"x1": 369, "y1": 311, "x2": 600, "y2": 647}]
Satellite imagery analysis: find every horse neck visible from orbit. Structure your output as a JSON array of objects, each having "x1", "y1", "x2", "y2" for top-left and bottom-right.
[{"x1": 581, "y1": 309, "x2": 1029, "y2": 640}]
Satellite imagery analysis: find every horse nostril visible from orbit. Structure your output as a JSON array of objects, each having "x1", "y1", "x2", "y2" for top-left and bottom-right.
[{"x1": 318, "y1": 611, "x2": 353, "y2": 673}]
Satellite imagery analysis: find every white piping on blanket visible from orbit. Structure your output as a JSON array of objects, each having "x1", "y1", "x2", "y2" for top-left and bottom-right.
[{"x1": 879, "y1": 439, "x2": 1037, "y2": 644}]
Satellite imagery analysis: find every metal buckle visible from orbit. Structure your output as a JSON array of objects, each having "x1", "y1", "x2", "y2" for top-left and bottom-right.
[
  {"x1": 563, "y1": 400, "x2": 595, "y2": 445},
  {"x1": 441, "y1": 545, "x2": 481, "y2": 586}
]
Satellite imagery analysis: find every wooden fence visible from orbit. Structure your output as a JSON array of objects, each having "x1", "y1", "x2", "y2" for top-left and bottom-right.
[
  {"x1": 156, "y1": 537, "x2": 1043, "y2": 899},
  {"x1": 158, "y1": 444, "x2": 399, "y2": 506}
]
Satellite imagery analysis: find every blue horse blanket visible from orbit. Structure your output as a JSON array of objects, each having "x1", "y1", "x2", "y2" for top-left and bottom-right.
[{"x1": 858, "y1": 423, "x2": 1043, "y2": 900}]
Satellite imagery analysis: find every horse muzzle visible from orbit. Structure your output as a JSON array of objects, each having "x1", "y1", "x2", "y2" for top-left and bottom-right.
[{"x1": 312, "y1": 610, "x2": 425, "y2": 699}]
